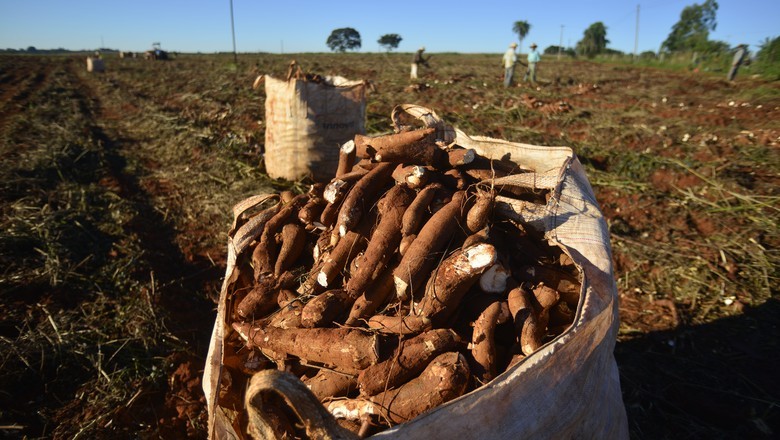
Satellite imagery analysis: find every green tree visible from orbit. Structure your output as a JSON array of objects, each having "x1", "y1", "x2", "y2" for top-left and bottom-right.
[
  {"x1": 576, "y1": 22, "x2": 609, "y2": 58},
  {"x1": 544, "y1": 45, "x2": 575, "y2": 57},
  {"x1": 755, "y1": 36, "x2": 780, "y2": 79},
  {"x1": 377, "y1": 34, "x2": 402, "y2": 52},
  {"x1": 326, "y1": 28, "x2": 362, "y2": 52},
  {"x1": 661, "y1": 0, "x2": 719, "y2": 52},
  {"x1": 512, "y1": 21, "x2": 531, "y2": 50}
]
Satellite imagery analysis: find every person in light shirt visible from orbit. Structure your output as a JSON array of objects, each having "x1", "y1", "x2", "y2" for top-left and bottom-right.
[
  {"x1": 502, "y1": 42, "x2": 519, "y2": 87},
  {"x1": 524, "y1": 43, "x2": 541, "y2": 84}
]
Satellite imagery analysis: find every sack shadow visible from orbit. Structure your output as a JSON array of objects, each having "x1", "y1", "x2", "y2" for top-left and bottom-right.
[{"x1": 615, "y1": 297, "x2": 779, "y2": 439}]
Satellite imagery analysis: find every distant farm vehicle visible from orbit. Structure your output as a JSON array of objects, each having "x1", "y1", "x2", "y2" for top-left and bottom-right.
[
  {"x1": 144, "y1": 50, "x2": 169, "y2": 60},
  {"x1": 145, "y1": 42, "x2": 170, "y2": 60}
]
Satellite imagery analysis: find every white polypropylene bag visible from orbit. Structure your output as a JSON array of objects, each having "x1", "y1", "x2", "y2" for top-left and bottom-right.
[
  {"x1": 203, "y1": 104, "x2": 629, "y2": 439},
  {"x1": 262, "y1": 73, "x2": 366, "y2": 182}
]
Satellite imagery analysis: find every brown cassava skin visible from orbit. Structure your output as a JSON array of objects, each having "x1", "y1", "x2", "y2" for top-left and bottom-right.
[
  {"x1": 400, "y1": 183, "x2": 441, "y2": 237},
  {"x1": 413, "y1": 243, "x2": 498, "y2": 326},
  {"x1": 329, "y1": 168, "x2": 369, "y2": 189},
  {"x1": 276, "y1": 270, "x2": 298, "y2": 290},
  {"x1": 279, "y1": 190, "x2": 295, "y2": 205},
  {"x1": 345, "y1": 260, "x2": 399, "y2": 326},
  {"x1": 518, "y1": 265, "x2": 581, "y2": 308},
  {"x1": 300, "y1": 289, "x2": 352, "y2": 328},
  {"x1": 507, "y1": 283, "x2": 544, "y2": 355},
  {"x1": 303, "y1": 368, "x2": 358, "y2": 402},
  {"x1": 398, "y1": 233, "x2": 416, "y2": 256},
  {"x1": 232, "y1": 323, "x2": 380, "y2": 371},
  {"x1": 236, "y1": 275, "x2": 281, "y2": 319},
  {"x1": 357, "y1": 329, "x2": 460, "y2": 396},
  {"x1": 345, "y1": 185, "x2": 414, "y2": 298},
  {"x1": 335, "y1": 162, "x2": 394, "y2": 238},
  {"x1": 273, "y1": 223, "x2": 306, "y2": 276},
  {"x1": 354, "y1": 127, "x2": 442, "y2": 166},
  {"x1": 299, "y1": 195, "x2": 326, "y2": 227},
  {"x1": 462, "y1": 226, "x2": 490, "y2": 249},
  {"x1": 466, "y1": 188, "x2": 495, "y2": 233},
  {"x1": 316, "y1": 230, "x2": 368, "y2": 290},
  {"x1": 391, "y1": 164, "x2": 429, "y2": 189},
  {"x1": 267, "y1": 298, "x2": 304, "y2": 329},
  {"x1": 532, "y1": 283, "x2": 561, "y2": 310},
  {"x1": 462, "y1": 167, "x2": 511, "y2": 182},
  {"x1": 470, "y1": 300, "x2": 510, "y2": 384},
  {"x1": 319, "y1": 201, "x2": 340, "y2": 228},
  {"x1": 226, "y1": 258, "x2": 255, "y2": 315},
  {"x1": 277, "y1": 288, "x2": 298, "y2": 308},
  {"x1": 393, "y1": 190, "x2": 467, "y2": 301},
  {"x1": 327, "y1": 352, "x2": 470, "y2": 425},
  {"x1": 446, "y1": 148, "x2": 476, "y2": 167},
  {"x1": 367, "y1": 314, "x2": 432, "y2": 335},
  {"x1": 252, "y1": 194, "x2": 307, "y2": 277}
]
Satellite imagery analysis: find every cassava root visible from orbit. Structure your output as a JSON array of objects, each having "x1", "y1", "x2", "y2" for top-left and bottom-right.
[{"x1": 225, "y1": 116, "x2": 583, "y2": 437}]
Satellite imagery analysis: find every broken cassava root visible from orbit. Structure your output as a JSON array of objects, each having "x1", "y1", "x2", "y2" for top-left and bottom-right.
[{"x1": 369, "y1": 242, "x2": 498, "y2": 335}]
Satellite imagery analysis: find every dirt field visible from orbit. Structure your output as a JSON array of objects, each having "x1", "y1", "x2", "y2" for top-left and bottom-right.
[{"x1": 0, "y1": 53, "x2": 777, "y2": 439}]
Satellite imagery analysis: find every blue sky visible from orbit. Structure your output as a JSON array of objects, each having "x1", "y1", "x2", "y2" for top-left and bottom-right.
[{"x1": 0, "y1": 0, "x2": 776, "y2": 54}]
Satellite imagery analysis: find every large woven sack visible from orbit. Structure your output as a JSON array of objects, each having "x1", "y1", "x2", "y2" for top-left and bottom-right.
[
  {"x1": 86, "y1": 57, "x2": 104, "y2": 73},
  {"x1": 203, "y1": 104, "x2": 628, "y2": 439},
  {"x1": 262, "y1": 72, "x2": 366, "y2": 182}
]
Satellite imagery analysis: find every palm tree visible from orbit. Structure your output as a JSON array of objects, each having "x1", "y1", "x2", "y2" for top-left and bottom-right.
[{"x1": 513, "y1": 21, "x2": 531, "y2": 51}]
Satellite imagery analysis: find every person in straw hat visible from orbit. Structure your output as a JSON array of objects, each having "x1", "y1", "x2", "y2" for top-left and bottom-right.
[
  {"x1": 502, "y1": 42, "x2": 521, "y2": 87},
  {"x1": 524, "y1": 42, "x2": 541, "y2": 83},
  {"x1": 410, "y1": 46, "x2": 429, "y2": 80}
]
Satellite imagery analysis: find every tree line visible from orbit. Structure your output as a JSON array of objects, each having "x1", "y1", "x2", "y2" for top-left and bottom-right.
[{"x1": 325, "y1": 0, "x2": 777, "y2": 76}]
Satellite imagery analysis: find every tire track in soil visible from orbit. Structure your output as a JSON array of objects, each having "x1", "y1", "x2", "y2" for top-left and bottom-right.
[
  {"x1": 74, "y1": 62, "x2": 216, "y2": 329},
  {"x1": 63, "y1": 60, "x2": 215, "y2": 434}
]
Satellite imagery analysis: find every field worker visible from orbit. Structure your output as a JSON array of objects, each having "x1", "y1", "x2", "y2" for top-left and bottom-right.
[
  {"x1": 727, "y1": 44, "x2": 749, "y2": 81},
  {"x1": 502, "y1": 42, "x2": 519, "y2": 87},
  {"x1": 524, "y1": 43, "x2": 541, "y2": 83},
  {"x1": 411, "y1": 46, "x2": 429, "y2": 80}
]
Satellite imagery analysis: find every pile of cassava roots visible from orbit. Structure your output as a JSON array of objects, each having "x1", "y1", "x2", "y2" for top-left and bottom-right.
[{"x1": 222, "y1": 122, "x2": 582, "y2": 438}]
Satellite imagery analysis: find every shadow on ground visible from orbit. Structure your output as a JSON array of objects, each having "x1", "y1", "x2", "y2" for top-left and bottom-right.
[{"x1": 617, "y1": 298, "x2": 779, "y2": 439}]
